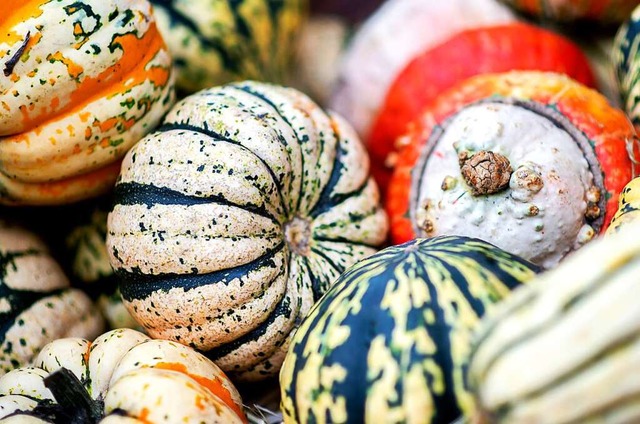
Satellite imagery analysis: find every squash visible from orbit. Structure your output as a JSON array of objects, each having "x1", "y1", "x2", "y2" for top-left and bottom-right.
[
  {"x1": 606, "y1": 176, "x2": 640, "y2": 235},
  {"x1": 66, "y1": 206, "x2": 141, "y2": 331},
  {"x1": 279, "y1": 235, "x2": 539, "y2": 424},
  {"x1": 106, "y1": 81, "x2": 389, "y2": 380},
  {"x1": 500, "y1": 0, "x2": 640, "y2": 22},
  {"x1": 0, "y1": 328, "x2": 247, "y2": 423},
  {"x1": 614, "y1": 4, "x2": 640, "y2": 131},
  {"x1": 149, "y1": 0, "x2": 307, "y2": 94},
  {"x1": 387, "y1": 71, "x2": 637, "y2": 269},
  {"x1": 369, "y1": 22, "x2": 596, "y2": 194},
  {"x1": 329, "y1": 0, "x2": 516, "y2": 139},
  {"x1": 0, "y1": 0, "x2": 175, "y2": 206},
  {"x1": 467, "y1": 221, "x2": 640, "y2": 423},
  {"x1": 0, "y1": 221, "x2": 104, "y2": 375}
]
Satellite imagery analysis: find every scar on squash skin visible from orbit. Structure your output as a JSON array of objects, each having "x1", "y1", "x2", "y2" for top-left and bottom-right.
[{"x1": 4, "y1": 32, "x2": 31, "y2": 77}]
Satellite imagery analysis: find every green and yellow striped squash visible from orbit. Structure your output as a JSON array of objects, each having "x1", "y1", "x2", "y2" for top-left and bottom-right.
[
  {"x1": 65, "y1": 207, "x2": 141, "y2": 331},
  {"x1": 280, "y1": 236, "x2": 539, "y2": 424},
  {"x1": 150, "y1": 0, "x2": 307, "y2": 93},
  {"x1": 467, "y1": 221, "x2": 640, "y2": 423},
  {"x1": 106, "y1": 81, "x2": 388, "y2": 381},
  {"x1": 0, "y1": 0, "x2": 175, "y2": 205},
  {"x1": 606, "y1": 176, "x2": 640, "y2": 235},
  {"x1": 0, "y1": 328, "x2": 247, "y2": 423},
  {"x1": 0, "y1": 221, "x2": 104, "y2": 376}
]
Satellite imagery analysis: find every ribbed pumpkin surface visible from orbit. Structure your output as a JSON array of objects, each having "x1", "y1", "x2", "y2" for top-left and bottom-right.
[
  {"x1": 0, "y1": 222, "x2": 104, "y2": 375},
  {"x1": 468, "y1": 221, "x2": 640, "y2": 423},
  {"x1": 0, "y1": 0, "x2": 175, "y2": 205},
  {"x1": 106, "y1": 81, "x2": 388, "y2": 380},
  {"x1": 280, "y1": 236, "x2": 539, "y2": 424},
  {"x1": 150, "y1": 0, "x2": 307, "y2": 93},
  {"x1": 500, "y1": 0, "x2": 640, "y2": 22}
]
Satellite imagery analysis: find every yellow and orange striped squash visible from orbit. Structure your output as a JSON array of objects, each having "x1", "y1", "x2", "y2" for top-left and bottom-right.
[{"x1": 0, "y1": 0, "x2": 175, "y2": 205}]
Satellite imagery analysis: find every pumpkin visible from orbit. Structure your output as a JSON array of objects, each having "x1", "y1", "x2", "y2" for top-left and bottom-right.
[
  {"x1": 0, "y1": 220, "x2": 104, "y2": 375},
  {"x1": 106, "y1": 81, "x2": 389, "y2": 381},
  {"x1": 329, "y1": 0, "x2": 516, "y2": 139},
  {"x1": 467, "y1": 221, "x2": 640, "y2": 423},
  {"x1": 369, "y1": 22, "x2": 596, "y2": 194},
  {"x1": 66, "y1": 206, "x2": 141, "y2": 331},
  {"x1": 149, "y1": 0, "x2": 307, "y2": 94},
  {"x1": 0, "y1": 328, "x2": 247, "y2": 423},
  {"x1": 500, "y1": 0, "x2": 640, "y2": 22},
  {"x1": 606, "y1": 176, "x2": 640, "y2": 235},
  {"x1": 0, "y1": 0, "x2": 175, "y2": 206},
  {"x1": 614, "y1": 4, "x2": 640, "y2": 131},
  {"x1": 387, "y1": 71, "x2": 637, "y2": 269},
  {"x1": 279, "y1": 235, "x2": 539, "y2": 424}
]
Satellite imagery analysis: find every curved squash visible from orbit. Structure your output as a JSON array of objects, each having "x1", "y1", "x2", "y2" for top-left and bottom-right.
[
  {"x1": 606, "y1": 177, "x2": 640, "y2": 235},
  {"x1": 0, "y1": 0, "x2": 175, "y2": 205},
  {"x1": 468, "y1": 221, "x2": 640, "y2": 423},
  {"x1": 387, "y1": 71, "x2": 637, "y2": 269},
  {"x1": 0, "y1": 221, "x2": 104, "y2": 375},
  {"x1": 106, "y1": 81, "x2": 388, "y2": 380},
  {"x1": 280, "y1": 236, "x2": 539, "y2": 424}
]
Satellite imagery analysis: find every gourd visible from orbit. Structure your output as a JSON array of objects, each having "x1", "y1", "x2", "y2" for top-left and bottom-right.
[
  {"x1": 613, "y1": 4, "x2": 640, "y2": 131},
  {"x1": 149, "y1": 0, "x2": 307, "y2": 94},
  {"x1": 0, "y1": 221, "x2": 104, "y2": 375},
  {"x1": 467, "y1": 221, "x2": 640, "y2": 423},
  {"x1": 369, "y1": 23, "x2": 596, "y2": 194},
  {"x1": 65, "y1": 206, "x2": 140, "y2": 330},
  {"x1": 606, "y1": 177, "x2": 640, "y2": 235},
  {"x1": 106, "y1": 81, "x2": 388, "y2": 380},
  {"x1": 0, "y1": 0, "x2": 175, "y2": 205},
  {"x1": 280, "y1": 236, "x2": 539, "y2": 424},
  {"x1": 500, "y1": 0, "x2": 640, "y2": 22},
  {"x1": 0, "y1": 328, "x2": 247, "y2": 423},
  {"x1": 329, "y1": 0, "x2": 516, "y2": 139},
  {"x1": 387, "y1": 71, "x2": 636, "y2": 269}
]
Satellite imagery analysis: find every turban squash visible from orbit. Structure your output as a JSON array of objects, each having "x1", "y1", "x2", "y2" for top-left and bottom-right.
[
  {"x1": 280, "y1": 236, "x2": 539, "y2": 423},
  {"x1": 106, "y1": 81, "x2": 388, "y2": 380},
  {"x1": 0, "y1": 328, "x2": 247, "y2": 423},
  {"x1": 0, "y1": 0, "x2": 175, "y2": 205},
  {"x1": 387, "y1": 71, "x2": 637, "y2": 269},
  {"x1": 0, "y1": 221, "x2": 104, "y2": 375},
  {"x1": 149, "y1": 0, "x2": 307, "y2": 93}
]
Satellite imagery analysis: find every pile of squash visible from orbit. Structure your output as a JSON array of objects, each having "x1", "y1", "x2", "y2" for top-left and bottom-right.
[{"x1": 2, "y1": 0, "x2": 640, "y2": 422}]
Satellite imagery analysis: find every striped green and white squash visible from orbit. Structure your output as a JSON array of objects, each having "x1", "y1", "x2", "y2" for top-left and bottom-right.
[
  {"x1": 614, "y1": 4, "x2": 640, "y2": 130},
  {"x1": 0, "y1": 221, "x2": 104, "y2": 376},
  {"x1": 150, "y1": 0, "x2": 307, "y2": 93},
  {"x1": 66, "y1": 207, "x2": 141, "y2": 331},
  {"x1": 279, "y1": 236, "x2": 539, "y2": 424},
  {"x1": 106, "y1": 81, "x2": 389, "y2": 381},
  {"x1": 0, "y1": 328, "x2": 247, "y2": 423},
  {"x1": 467, "y1": 221, "x2": 640, "y2": 423}
]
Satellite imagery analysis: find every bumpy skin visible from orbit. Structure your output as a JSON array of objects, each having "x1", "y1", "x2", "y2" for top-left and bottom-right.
[
  {"x1": 150, "y1": 0, "x2": 307, "y2": 93},
  {"x1": 0, "y1": 222, "x2": 104, "y2": 376},
  {"x1": 606, "y1": 177, "x2": 640, "y2": 234},
  {"x1": 280, "y1": 236, "x2": 539, "y2": 424},
  {"x1": 66, "y1": 208, "x2": 141, "y2": 331},
  {"x1": 468, "y1": 222, "x2": 640, "y2": 423},
  {"x1": 0, "y1": 0, "x2": 175, "y2": 205},
  {"x1": 0, "y1": 329, "x2": 247, "y2": 423},
  {"x1": 369, "y1": 23, "x2": 596, "y2": 194},
  {"x1": 500, "y1": 0, "x2": 640, "y2": 22},
  {"x1": 614, "y1": 5, "x2": 640, "y2": 136},
  {"x1": 387, "y1": 71, "x2": 636, "y2": 267},
  {"x1": 106, "y1": 81, "x2": 389, "y2": 380}
]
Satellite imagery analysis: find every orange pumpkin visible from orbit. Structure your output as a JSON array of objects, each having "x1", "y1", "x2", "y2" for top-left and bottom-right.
[
  {"x1": 387, "y1": 71, "x2": 636, "y2": 269},
  {"x1": 0, "y1": 0, "x2": 175, "y2": 205}
]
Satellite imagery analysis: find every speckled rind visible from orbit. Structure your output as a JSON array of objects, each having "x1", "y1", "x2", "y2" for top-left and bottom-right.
[
  {"x1": 0, "y1": 221, "x2": 104, "y2": 375},
  {"x1": 606, "y1": 177, "x2": 640, "y2": 234},
  {"x1": 150, "y1": 0, "x2": 307, "y2": 93},
  {"x1": 279, "y1": 236, "x2": 539, "y2": 424},
  {"x1": 468, "y1": 221, "x2": 640, "y2": 423},
  {"x1": 0, "y1": 328, "x2": 247, "y2": 423},
  {"x1": 0, "y1": 0, "x2": 175, "y2": 205},
  {"x1": 106, "y1": 81, "x2": 389, "y2": 380}
]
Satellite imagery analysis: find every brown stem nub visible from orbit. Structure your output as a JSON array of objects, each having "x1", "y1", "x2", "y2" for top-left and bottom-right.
[
  {"x1": 459, "y1": 150, "x2": 513, "y2": 196},
  {"x1": 43, "y1": 367, "x2": 103, "y2": 424}
]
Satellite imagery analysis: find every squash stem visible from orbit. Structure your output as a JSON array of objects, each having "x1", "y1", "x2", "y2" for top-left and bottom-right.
[{"x1": 43, "y1": 367, "x2": 103, "y2": 424}]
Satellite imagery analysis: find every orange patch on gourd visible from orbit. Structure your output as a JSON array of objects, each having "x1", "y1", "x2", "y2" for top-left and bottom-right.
[
  {"x1": 153, "y1": 362, "x2": 247, "y2": 422},
  {"x1": 0, "y1": 0, "x2": 44, "y2": 44},
  {"x1": 47, "y1": 51, "x2": 84, "y2": 79}
]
